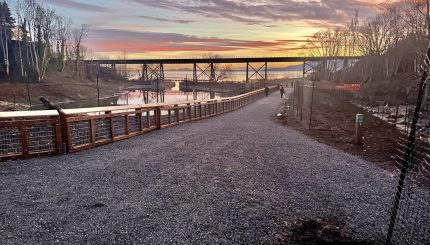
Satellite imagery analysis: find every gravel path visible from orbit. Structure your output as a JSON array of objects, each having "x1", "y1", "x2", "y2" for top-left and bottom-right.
[{"x1": 1, "y1": 93, "x2": 399, "y2": 244}]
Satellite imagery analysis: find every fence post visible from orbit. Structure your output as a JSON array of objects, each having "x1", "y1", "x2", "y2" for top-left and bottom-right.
[
  {"x1": 309, "y1": 81, "x2": 315, "y2": 129},
  {"x1": 292, "y1": 81, "x2": 295, "y2": 111},
  {"x1": 300, "y1": 81, "x2": 303, "y2": 121}
]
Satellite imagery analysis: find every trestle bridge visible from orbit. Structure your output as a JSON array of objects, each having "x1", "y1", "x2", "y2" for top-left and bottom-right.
[{"x1": 86, "y1": 56, "x2": 361, "y2": 82}]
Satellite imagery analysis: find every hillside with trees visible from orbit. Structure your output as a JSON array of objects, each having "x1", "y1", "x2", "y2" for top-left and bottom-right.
[
  {"x1": 302, "y1": 0, "x2": 430, "y2": 103},
  {"x1": 0, "y1": 0, "x2": 90, "y2": 81},
  {"x1": 0, "y1": 0, "x2": 131, "y2": 111}
]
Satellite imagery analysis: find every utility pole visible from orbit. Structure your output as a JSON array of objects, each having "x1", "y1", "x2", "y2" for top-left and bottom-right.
[{"x1": 97, "y1": 74, "x2": 100, "y2": 107}]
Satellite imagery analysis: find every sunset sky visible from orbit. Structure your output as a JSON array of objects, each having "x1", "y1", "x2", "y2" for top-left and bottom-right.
[{"x1": 29, "y1": 0, "x2": 400, "y2": 59}]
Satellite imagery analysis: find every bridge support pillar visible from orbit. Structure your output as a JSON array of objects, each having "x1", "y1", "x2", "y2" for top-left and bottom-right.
[
  {"x1": 265, "y1": 62, "x2": 268, "y2": 81},
  {"x1": 246, "y1": 62, "x2": 268, "y2": 89},
  {"x1": 142, "y1": 63, "x2": 164, "y2": 82},
  {"x1": 303, "y1": 61, "x2": 318, "y2": 78},
  {"x1": 210, "y1": 63, "x2": 215, "y2": 99},
  {"x1": 193, "y1": 63, "x2": 197, "y2": 82},
  {"x1": 192, "y1": 63, "x2": 212, "y2": 84},
  {"x1": 246, "y1": 62, "x2": 249, "y2": 82},
  {"x1": 302, "y1": 61, "x2": 305, "y2": 77}
]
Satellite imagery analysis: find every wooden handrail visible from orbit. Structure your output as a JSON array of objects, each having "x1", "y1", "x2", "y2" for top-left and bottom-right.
[{"x1": 0, "y1": 110, "x2": 59, "y2": 119}]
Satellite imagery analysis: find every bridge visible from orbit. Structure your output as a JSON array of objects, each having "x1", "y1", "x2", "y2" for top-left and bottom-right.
[{"x1": 86, "y1": 56, "x2": 362, "y2": 82}]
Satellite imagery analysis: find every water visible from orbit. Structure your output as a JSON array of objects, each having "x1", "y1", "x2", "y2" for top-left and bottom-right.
[
  {"x1": 117, "y1": 83, "x2": 221, "y2": 105},
  {"x1": 30, "y1": 70, "x2": 300, "y2": 110}
]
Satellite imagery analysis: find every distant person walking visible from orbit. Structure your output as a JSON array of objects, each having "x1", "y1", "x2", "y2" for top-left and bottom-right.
[{"x1": 280, "y1": 85, "x2": 285, "y2": 99}]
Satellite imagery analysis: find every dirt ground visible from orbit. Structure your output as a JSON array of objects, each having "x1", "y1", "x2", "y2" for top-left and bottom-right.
[
  {"x1": 266, "y1": 218, "x2": 373, "y2": 245},
  {"x1": 275, "y1": 88, "x2": 402, "y2": 173}
]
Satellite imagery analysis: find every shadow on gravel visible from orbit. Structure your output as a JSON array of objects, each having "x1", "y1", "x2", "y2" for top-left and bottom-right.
[{"x1": 266, "y1": 218, "x2": 374, "y2": 245}]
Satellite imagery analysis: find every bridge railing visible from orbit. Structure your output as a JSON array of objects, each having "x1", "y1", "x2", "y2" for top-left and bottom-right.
[{"x1": 0, "y1": 86, "x2": 277, "y2": 161}]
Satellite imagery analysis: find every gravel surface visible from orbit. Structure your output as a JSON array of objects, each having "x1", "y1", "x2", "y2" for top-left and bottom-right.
[{"x1": 0, "y1": 93, "x2": 402, "y2": 244}]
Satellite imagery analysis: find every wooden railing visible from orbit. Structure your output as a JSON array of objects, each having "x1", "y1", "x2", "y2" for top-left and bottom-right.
[
  {"x1": 0, "y1": 111, "x2": 62, "y2": 161},
  {"x1": 0, "y1": 86, "x2": 277, "y2": 161},
  {"x1": 60, "y1": 105, "x2": 159, "y2": 153}
]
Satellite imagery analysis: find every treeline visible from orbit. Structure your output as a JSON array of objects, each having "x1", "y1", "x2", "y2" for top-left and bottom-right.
[
  {"x1": 303, "y1": 0, "x2": 430, "y2": 83},
  {"x1": 0, "y1": 0, "x2": 88, "y2": 82}
]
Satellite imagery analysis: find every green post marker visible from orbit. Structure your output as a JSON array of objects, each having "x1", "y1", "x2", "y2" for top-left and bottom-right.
[
  {"x1": 356, "y1": 114, "x2": 364, "y2": 125},
  {"x1": 355, "y1": 114, "x2": 364, "y2": 145}
]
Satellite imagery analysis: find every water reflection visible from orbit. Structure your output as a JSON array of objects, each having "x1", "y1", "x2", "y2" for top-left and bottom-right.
[{"x1": 117, "y1": 82, "x2": 222, "y2": 105}]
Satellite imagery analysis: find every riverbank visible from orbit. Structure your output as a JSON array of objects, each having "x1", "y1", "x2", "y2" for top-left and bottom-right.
[{"x1": 0, "y1": 73, "x2": 134, "y2": 111}]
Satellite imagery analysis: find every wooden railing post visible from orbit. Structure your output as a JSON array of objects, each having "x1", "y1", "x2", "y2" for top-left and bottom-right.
[
  {"x1": 147, "y1": 111, "x2": 151, "y2": 128},
  {"x1": 20, "y1": 123, "x2": 28, "y2": 157},
  {"x1": 156, "y1": 107, "x2": 162, "y2": 130},
  {"x1": 175, "y1": 105, "x2": 179, "y2": 123},
  {"x1": 136, "y1": 109, "x2": 143, "y2": 132},
  {"x1": 57, "y1": 108, "x2": 70, "y2": 153},
  {"x1": 90, "y1": 119, "x2": 96, "y2": 143}
]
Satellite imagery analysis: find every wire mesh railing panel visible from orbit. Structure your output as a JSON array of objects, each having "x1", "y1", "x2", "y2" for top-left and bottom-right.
[
  {"x1": 28, "y1": 124, "x2": 56, "y2": 153},
  {"x1": 204, "y1": 104, "x2": 209, "y2": 117},
  {"x1": 141, "y1": 113, "x2": 149, "y2": 129},
  {"x1": 190, "y1": 106, "x2": 197, "y2": 119},
  {"x1": 160, "y1": 112, "x2": 169, "y2": 126},
  {"x1": 95, "y1": 118, "x2": 112, "y2": 142},
  {"x1": 184, "y1": 108, "x2": 191, "y2": 121},
  {"x1": 113, "y1": 116, "x2": 126, "y2": 137},
  {"x1": 178, "y1": 109, "x2": 185, "y2": 122},
  {"x1": 171, "y1": 110, "x2": 178, "y2": 123},
  {"x1": 128, "y1": 115, "x2": 141, "y2": 133},
  {"x1": 0, "y1": 126, "x2": 22, "y2": 157},
  {"x1": 150, "y1": 115, "x2": 157, "y2": 127},
  {"x1": 70, "y1": 120, "x2": 91, "y2": 147},
  {"x1": 197, "y1": 105, "x2": 202, "y2": 118}
]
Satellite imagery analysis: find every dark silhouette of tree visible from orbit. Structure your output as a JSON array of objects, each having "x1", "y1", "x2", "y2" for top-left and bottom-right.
[{"x1": 0, "y1": 1, "x2": 15, "y2": 76}]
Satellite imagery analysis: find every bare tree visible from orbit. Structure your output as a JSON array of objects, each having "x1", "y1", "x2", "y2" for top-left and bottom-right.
[
  {"x1": 55, "y1": 16, "x2": 71, "y2": 71},
  {"x1": 201, "y1": 53, "x2": 232, "y2": 98},
  {"x1": 71, "y1": 24, "x2": 88, "y2": 76},
  {"x1": 0, "y1": 1, "x2": 14, "y2": 77},
  {"x1": 303, "y1": 28, "x2": 344, "y2": 80},
  {"x1": 407, "y1": 0, "x2": 430, "y2": 39}
]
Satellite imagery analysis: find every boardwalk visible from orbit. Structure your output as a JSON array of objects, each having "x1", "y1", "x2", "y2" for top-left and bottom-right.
[{"x1": 0, "y1": 93, "x2": 396, "y2": 244}]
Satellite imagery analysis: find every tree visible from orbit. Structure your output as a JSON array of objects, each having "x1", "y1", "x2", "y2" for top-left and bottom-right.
[
  {"x1": 71, "y1": 24, "x2": 88, "y2": 76},
  {"x1": 55, "y1": 16, "x2": 71, "y2": 71},
  {"x1": 407, "y1": 0, "x2": 430, "y2": 39},
  {"x1": 303, "y1": 29, "x2": 344, "y2": 80},
  {"x1": 0, "y1": 1, "x2": 15, "y2": 76}
]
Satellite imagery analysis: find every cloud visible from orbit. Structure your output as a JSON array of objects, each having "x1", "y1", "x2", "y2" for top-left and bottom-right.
[
  {"x1": 138, "y1": 15, "x2": 195, "y2": 24},
  {"x1": 43, "y1": 0, "x2": 110, "y2": 12},
  {"x1": 86, "y1": 28, "x2": 301, "y2": 53},
  {"x1": 127, "y1": 0, "x2": 400, "y2": 26}
]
